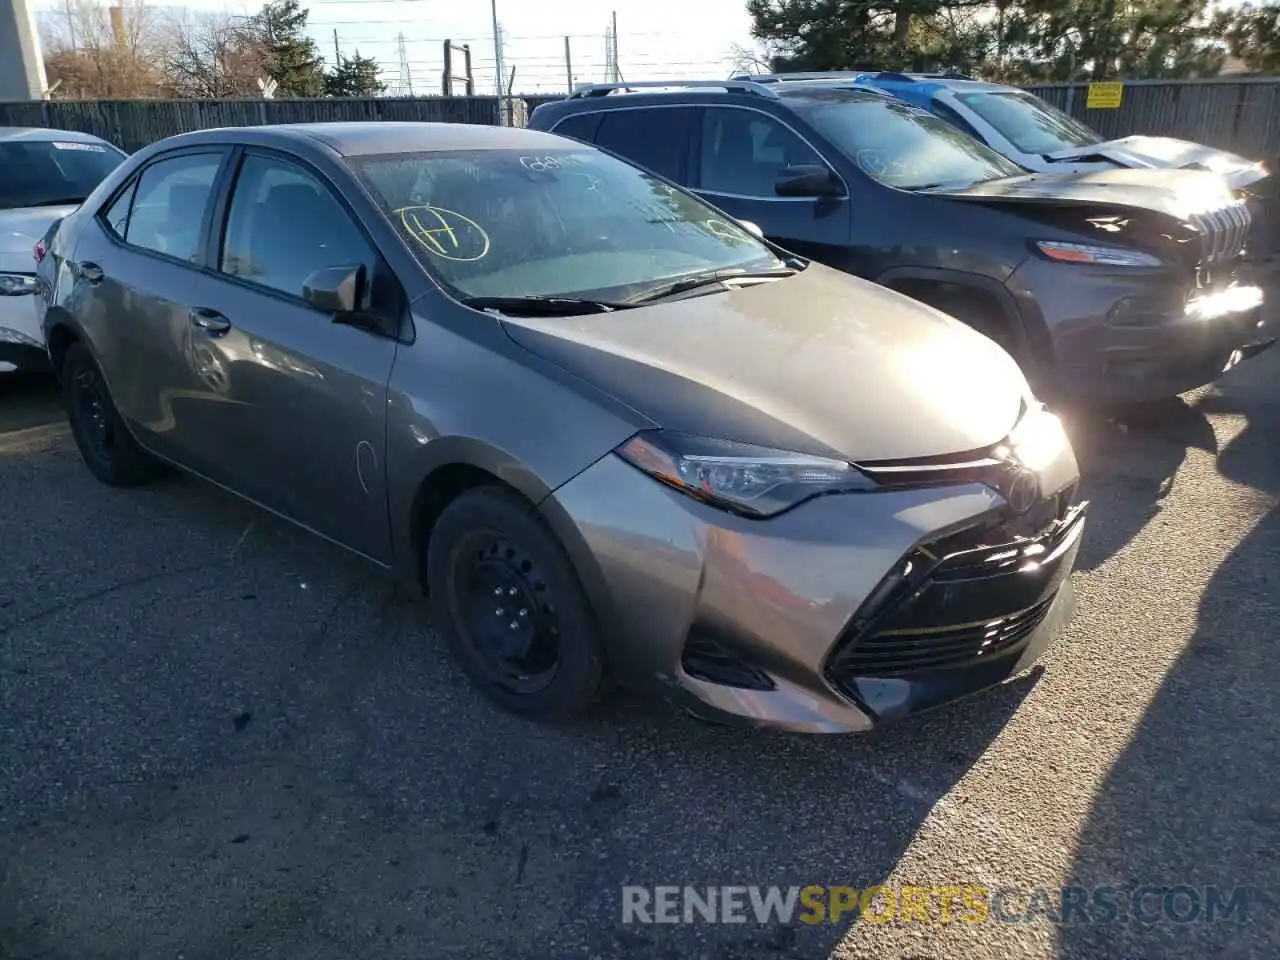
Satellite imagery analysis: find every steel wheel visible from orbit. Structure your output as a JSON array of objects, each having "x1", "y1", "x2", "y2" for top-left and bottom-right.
[{"x1": 454, "y1": 531, "x2": 562, "y2": 694}]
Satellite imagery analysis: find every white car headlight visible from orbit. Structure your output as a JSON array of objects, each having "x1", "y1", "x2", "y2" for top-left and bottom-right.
[{"x1": 1035, "y1": 241, "x2": 1162, "y2": 268}]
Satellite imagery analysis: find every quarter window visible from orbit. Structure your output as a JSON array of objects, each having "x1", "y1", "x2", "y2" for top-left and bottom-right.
[
  {"x1": 219, "y1": 154, "x2": 375, "y2": 303},
  {"x1": 122, "y1": 153, "x2": 222, "y2": 262},
  {"x1": 101, "y1": 179, "x2": 137, "y2": 239},
  {"x1": 697, "y1": 108, "x2": 828, "y2": 198}
]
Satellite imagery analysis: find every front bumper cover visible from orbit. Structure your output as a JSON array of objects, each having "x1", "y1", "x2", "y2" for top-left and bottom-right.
[{"x1": 547, "y1": 436, "x2": 1084, "y2": 734}]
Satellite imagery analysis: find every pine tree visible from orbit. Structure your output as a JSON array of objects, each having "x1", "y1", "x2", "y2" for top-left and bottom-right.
[
  {"x1": 1215, "y1": 2, "x2": 1280, "y2": 73},
  {"x1": 325, "y1": 51, "x2": 384, "y2": 98},
  {"x1": 248, "y1": 0, "x2": 325, "y2": 97}
]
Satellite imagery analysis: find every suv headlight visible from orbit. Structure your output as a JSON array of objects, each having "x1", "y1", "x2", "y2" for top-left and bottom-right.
[
  {"x1": 616, "y1": 431, "x2": 875, "y2": 518},
  {"x1": 1034, "y1": 241, "x2": 1162, "y2": 268},
  {"x1": 0, "y1": 273, "x2": 38, "y2": 296}
]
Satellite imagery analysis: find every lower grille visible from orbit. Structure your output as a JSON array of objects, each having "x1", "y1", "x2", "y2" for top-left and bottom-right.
[
  {"x1": 826, "y1": 500, "x2": 1085, "y2": 689},
  {"x1": 681, "y1": 627, "x2": 775, "y2": 690},
  {"x1": 837, "y1": 597, "x2": 1054, "y2": 677}
]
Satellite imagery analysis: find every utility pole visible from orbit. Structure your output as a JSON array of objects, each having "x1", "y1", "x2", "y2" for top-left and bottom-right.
[
  {"x1": 333, "y1": 29, "x2": 340, "y2": 68},
  {"x1": 490, "y1": 0, "x2": 504, "y2": 97},
  {"x1": 611, "y1": 11, "x2": 619, "y2": 82}
]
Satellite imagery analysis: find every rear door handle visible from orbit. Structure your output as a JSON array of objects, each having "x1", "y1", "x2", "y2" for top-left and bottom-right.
[
  {"x1": 77, "y1": 261, "x2": 103, "y2": 284},
  {"x1": 189, "y1": 307, "x2": 231, "y2": 335}
]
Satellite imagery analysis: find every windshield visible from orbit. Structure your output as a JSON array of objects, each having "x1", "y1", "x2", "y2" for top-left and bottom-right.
[
  {"x1": 0, "y1": 139, "x2": 125, "y2": 210},
  {"x1": 792, "y1": 96, "x2": 1024, "y2": 190},
  {"x1": 353, "y1": 147, "x2": 783, "y2": 303},
  {"x1": 956, "y1": 91, "x2": 1103, "y2": 155}
]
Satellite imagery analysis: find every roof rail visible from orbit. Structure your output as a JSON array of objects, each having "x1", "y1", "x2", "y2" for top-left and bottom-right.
[
  {"x1": 569, "y1": 80, "x2": 779, "y2": 99},
  {"x1": 729, "y1": 71, "x2": 867, "y2": 84}
]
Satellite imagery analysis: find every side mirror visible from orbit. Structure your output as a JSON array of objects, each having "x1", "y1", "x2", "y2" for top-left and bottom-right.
[
  {"x1": 738, "y1": 219, "x2": 764, "y2": 238},
  {"x1": 775, "y1": 164, "x2": 841, "y2": 198},
  {"x1": 302, "y1": 264, "x2": 365, "y2": 314}
]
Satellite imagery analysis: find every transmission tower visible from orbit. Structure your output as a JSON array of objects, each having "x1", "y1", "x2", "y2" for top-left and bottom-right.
[{"x1": 394, "y1": 32, "x2": 414, "y2": 96}]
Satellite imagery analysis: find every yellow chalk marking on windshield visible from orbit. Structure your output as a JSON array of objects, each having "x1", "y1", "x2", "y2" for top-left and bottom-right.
[{"x1": 396, "y1": 205, "x2": 491, "y2": 262}]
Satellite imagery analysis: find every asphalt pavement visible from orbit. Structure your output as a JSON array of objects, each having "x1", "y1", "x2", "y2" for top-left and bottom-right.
[{"x1": 1, "y1": 351, "x2": 1277, "y2": 960}]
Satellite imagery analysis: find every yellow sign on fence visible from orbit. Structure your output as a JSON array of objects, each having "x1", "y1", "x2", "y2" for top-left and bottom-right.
[{"x1": 1086, "y1": 82, "x2": 1124, "y2": 109}]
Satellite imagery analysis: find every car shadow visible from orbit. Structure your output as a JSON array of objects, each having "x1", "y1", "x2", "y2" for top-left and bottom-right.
[
  {"x1": 1057, "y1": 358, "x2": 1280, "y2": 957},
  {"x1": 0, "y1": 372, "x2": 62, "y2": 438},
  {"x1": 1056, "y1": 396, "x2": 1218, "y2": 572}
]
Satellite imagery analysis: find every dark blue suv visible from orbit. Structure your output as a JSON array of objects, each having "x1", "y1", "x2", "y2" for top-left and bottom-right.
[{"x1": 529, "y1": 79, "x2": 1273, "y2": 406}]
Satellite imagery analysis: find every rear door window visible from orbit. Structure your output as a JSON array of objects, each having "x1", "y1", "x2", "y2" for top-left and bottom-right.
[
  {"x1": 0, "y1": 139, "x2": 125, "y2": 210},
  {"x1": 123, "y1": 153, "x2": 223, "y2": 263},
  {"x1": 593, "y1": 107, "x2": 695, "y2": 181}
]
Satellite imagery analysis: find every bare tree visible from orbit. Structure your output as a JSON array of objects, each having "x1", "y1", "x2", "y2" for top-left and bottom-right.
[
  {"x1": 39, "y1": 0, "x2": 167, "y2": 98},
  {"x1": 160, "y1": 9, "x2": 268, "y2": 99}
]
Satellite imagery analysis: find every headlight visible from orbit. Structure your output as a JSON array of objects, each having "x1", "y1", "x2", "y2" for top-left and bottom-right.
[
  {"x1": 616, "y1": 431, "x2": 875, "y2": 518},
  {"x1": 0, "y1": 273, "x2": 38, "y2": 296},
  {"x1": 1034, "y1": 241, "x2": 1162, "y2": 268},
  {"x1": 998, "y1": 403, "x2": 1068, "y2": 472}
]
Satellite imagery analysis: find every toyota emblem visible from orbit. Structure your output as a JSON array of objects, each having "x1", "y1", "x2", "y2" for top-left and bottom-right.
[{"x1": 1004, "y1": 468, "x2": 1041, "y2": 514}]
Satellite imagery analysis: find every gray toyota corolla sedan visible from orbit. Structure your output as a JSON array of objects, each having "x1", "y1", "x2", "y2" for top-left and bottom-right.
[{"x1": 38, "y1": 122, "x2": 1086, "y2": 733}]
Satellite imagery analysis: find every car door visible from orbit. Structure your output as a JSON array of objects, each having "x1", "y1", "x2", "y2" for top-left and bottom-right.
[
  {"x1": 68, "y1": 148, "x2": 229, "y2": 464},
  {"x1": 687, "y1": 106, "x2": 852, "y2": 263},
  {"x1": 188, "y1": 149, "x2": 400, "y2": 562}
]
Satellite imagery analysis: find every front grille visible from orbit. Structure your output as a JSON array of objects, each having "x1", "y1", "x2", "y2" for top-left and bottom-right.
[
  {"x1": 837, "y1": 597, "x2": 1055, "y2": 677},
  {"x1": 825, "y1": 499, "x2": 1085, "y2": 689},
  {"x1": 1191, "y1": 200, "x2": 1252, "y2": 265}
]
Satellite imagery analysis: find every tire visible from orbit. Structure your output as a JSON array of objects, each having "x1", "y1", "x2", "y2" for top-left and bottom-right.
[
  {"x1": 426, "y1": 484, "x2": 605, "y2": 719},
  {"x1": 61, "y1": 342, "x2": 159, "y2": 487}
]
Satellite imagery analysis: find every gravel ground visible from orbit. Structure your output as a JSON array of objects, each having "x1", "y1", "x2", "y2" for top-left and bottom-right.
[{"x1": 1, "y1": 350, "x2": 1277, "y2": 960}]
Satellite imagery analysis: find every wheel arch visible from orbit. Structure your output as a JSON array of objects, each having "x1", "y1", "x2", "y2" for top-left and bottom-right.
[
  {"x1": 398, "y1": 440, "x2": 621, "y2": 665},
  {"x1": 875, "y1": 266, "x2": 1054, "y2": 371},
  {"x1": 43, "y1": 308, "x2": 84, "y2": 383}
]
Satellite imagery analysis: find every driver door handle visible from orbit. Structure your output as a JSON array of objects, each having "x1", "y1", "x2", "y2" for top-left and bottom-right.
[
  {"x1": 77, "y1": 261, "x2": 103, "y2": 284},
  {"x1": 189, "y1": 307, "x2": 231, "y2": 335}
]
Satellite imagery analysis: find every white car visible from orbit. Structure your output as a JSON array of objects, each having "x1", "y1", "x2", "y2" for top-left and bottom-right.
[{"x1": 1, "y1": 127, "x2": 127, "y2": 372}]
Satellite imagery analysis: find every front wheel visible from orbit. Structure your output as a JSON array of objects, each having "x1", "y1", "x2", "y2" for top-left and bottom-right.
[
  {"x1": 426, "y1": 485, "x2": 605, "y2": 719},
  {"x1": 62, "y1": 342, "x2": 160, "y2": 487}
]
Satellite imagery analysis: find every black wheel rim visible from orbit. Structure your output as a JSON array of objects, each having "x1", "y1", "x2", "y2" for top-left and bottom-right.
[
  {"x1": 69, "y1": 362, "x2": 115, "y2": 467},
  {"x1": 453, "y1": 531, "x2": 561, "y2": 695}
]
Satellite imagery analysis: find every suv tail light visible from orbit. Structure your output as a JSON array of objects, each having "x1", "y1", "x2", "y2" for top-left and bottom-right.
[{"x1": 34, "y1": 241, "x2": 46, "y2": 264}]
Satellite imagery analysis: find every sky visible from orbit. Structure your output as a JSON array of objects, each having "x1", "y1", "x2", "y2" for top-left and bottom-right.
[{"x1": 39, "y1": 0, "x2": 760, "y2": 94}]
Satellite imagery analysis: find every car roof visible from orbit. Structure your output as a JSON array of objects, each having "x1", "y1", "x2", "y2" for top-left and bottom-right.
[
  {"x1": 145, "y1": 121, "x2": 570, "y2": 158},
  {"x1": 0, "y1": 126, "x2": 118, "y2": 145},
  {"x1": 858, "y1": 76, "x2": 1013, "y2": 95},
  {"x1": 533, "y1": 80, "x2": 893, "y2": 121}
]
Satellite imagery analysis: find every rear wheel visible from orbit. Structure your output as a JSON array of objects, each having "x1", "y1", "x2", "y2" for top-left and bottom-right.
[
  {"x1": 62, "y1": 342, "x2": 160, "y2": 486},
  {"x1": 426, "y1": 484, "x2": 605, "y2": 719}
]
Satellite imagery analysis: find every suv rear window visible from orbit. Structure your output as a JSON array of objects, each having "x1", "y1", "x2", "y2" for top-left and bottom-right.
[{"x1": 0, "y1": 140, "x2": 125, "y2": 210}]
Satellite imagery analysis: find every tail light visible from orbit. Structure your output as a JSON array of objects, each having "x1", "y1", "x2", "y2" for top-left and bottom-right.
[{"x1": 34, "y1": 241, "x2": 46, "y2": 264}]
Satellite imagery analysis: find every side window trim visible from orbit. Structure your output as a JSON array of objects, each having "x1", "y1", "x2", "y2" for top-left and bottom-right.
[
  {"x1": 92, "y1": 147, "x2": 230, "y2": 270},
  {"x1": 209, "y1": 146, "x2": 404, "y2": 326},
  {"x1": 694, "y1": 104, "x2": 848, "y2": 202}
]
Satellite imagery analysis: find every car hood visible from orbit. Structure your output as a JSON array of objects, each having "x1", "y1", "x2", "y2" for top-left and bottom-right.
[
  {"x1": 0, "y1": 204, "x2": 77, "y2": 269},
  {"x1": 926, "y1": 167, "x2": 1242, "y2": 220},
  {"x1": 1047, "y1": 136, "x2": 1267, "y2": 189},
  {"x1": 499, "y1": 264, "x2": 1029, "y2": 463}
]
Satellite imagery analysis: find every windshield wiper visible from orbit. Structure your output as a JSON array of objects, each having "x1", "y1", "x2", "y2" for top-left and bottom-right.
[
  {"x1": 626, "y1": 267, "x2": 797, "y2": 305},
  {"x1": 459, "y1": 295, "x2": 627, "y2": 317}
]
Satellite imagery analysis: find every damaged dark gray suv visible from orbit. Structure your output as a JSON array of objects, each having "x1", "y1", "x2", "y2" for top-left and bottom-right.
[{"x1": 531, "y1": 80, "x2": 1274, "y2": 405}]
